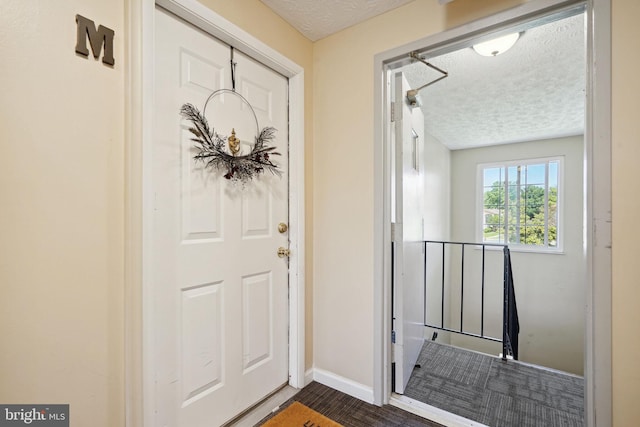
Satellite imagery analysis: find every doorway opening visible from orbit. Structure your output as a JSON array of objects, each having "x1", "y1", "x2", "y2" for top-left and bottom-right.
[{"x1": 373, "y1": 0, "x2": 611, "y2": 426}]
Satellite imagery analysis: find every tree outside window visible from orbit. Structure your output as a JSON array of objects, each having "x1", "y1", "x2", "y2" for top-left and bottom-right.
[{"x1": 481, "y1": 159, "x2": 560, "y2": 249}]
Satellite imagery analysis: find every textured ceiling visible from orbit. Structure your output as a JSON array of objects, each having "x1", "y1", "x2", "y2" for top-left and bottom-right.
[
  {"x1": 260, "y1": 1, "x2": 585, "y2": 150},
  {"x1": 260, "y1": 0, "x2": 414, "y2": 41},
  {"x1": 402, "y1": 13, "x2": 585, "y2": 149}
]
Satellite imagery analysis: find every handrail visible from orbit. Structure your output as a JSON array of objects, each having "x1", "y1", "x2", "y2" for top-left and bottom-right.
[{"x1": 420, "y1": 240, "x2": 519, "y2": 361}]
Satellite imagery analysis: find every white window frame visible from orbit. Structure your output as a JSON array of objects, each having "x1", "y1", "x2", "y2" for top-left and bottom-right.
[{"x1": 476, "y1": 156, "x2": 564, "y2": 253}]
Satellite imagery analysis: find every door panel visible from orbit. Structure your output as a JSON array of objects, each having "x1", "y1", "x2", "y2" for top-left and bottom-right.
[
  {"x1": 180, "y1": 126, "x2": 224, "y2": 241},
  {"x1": 242, "y1": 272, "x2": 273, "y2": 371},
  {"x1": 181, "y1": 283, "x2": 223, "y2": 401},
  {"x1": 393, "y1": 72, "x2": 426, "y2": 394},
  {"x1": 153, "y1": 7, "x2": 289, "y2": 426}
]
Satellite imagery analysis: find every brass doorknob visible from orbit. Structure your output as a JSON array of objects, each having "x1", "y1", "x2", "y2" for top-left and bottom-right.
[
  {"x1": 277, "y1": 247, "x2": 291, "y2": 258},
  {"x1": 278, "y1": 223, "x2": 288, "y2": 233}
]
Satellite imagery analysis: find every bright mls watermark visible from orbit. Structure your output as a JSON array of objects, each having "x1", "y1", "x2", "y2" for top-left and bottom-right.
[{"x1": 0, "y1": 405, "x2": 68, "y2": 426}]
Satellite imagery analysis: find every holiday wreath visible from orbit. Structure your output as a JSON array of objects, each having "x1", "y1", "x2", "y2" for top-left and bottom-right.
[{"x1": 180, "y1": 95, "x2": 281, "y2": 183}]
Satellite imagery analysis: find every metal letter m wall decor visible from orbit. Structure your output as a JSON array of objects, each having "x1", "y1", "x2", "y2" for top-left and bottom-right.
[{"x1": 75, "y1": 14, "x2": 115, "y2": 66}]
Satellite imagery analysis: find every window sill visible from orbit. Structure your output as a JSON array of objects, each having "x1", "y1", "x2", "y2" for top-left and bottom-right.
[{"x1": 477, "y1": 244, "x2": 564, "y2": 255}]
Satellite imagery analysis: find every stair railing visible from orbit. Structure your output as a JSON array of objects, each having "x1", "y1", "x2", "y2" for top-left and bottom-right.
[{"x1": 422, "y1": 240, "x2": 519, "y2": 361}]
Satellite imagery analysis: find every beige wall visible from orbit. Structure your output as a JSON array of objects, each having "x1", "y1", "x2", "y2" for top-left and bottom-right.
[
  {"x1": 612, "y1": 0, "x2": 640, "y2": 425},
  {"x1": 422, "y1": 132, "x2": 452, "y2": 345},
  {"x1": 312, "y1": 0, "x2": 526, "y2": 389},
  {"x1": 423, "y1": 131, "x2": 452, "y2": 242},
  {"x1": 3, "y1": 0, "x2": 640, "y2": 425},
  {"x1": 0, "y1": 1, "x2": 125, "y2": 426},
  {"x1": 313, "y1": 0, "x2": 443, "y2": 389}
]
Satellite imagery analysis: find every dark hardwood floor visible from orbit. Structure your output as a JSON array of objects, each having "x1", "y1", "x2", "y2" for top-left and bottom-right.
[{"x1": 256, "y1": 381, "x2": 443, "y2": 427}]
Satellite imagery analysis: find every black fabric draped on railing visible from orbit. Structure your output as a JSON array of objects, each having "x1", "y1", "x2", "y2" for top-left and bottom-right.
[{"x1": 503, "y1": 247, "x2": 519, "y2": 360}]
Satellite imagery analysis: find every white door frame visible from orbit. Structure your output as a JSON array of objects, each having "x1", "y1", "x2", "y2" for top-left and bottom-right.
[
  {"x1": 125, "y1": 1, "x2": 305, "y2": 425},
  {"x1": 373, "y1": 0, "x2": 611, "y2": 426}
]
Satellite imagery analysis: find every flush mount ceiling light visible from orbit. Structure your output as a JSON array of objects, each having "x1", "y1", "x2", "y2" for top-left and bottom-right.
[{"x1": 473, "y1": 33, "x2": 520, "y2": 57}]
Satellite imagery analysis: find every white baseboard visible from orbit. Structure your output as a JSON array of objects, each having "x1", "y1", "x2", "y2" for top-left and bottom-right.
[
  {"x1": 311, "y1": 368, "x2": 375, "y2": 404},
  {"x1": 306, "y1": 369, "x2": 481, "y2": 427}
]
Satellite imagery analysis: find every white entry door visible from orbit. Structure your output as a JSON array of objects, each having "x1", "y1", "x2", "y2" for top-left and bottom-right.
[
  {"x1": 393, "y1": 72, "x2": 426, "y2": 394},
  {"x1": 152, "y1": 7, "x2": 289, "y2": 426}
]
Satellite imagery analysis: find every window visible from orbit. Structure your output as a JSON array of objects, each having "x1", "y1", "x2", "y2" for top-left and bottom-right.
[{"x1": 479, "y1": 158, "x2": 561, "y2": 250}]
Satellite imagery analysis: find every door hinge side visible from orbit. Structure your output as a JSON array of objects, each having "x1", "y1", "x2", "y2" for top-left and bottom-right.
[
  {"x1": 391, "y1": 331, "x2": 396, "y2": 362},
  {"x1": 391, "y1": 222, "x2": 402, "y2": 242}
]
